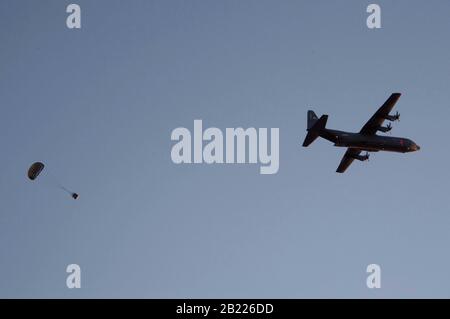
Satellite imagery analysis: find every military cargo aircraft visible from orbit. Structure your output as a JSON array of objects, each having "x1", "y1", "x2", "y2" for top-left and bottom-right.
[{"x1": 302, "y1": 93, "x2": 420, "y2": 173}]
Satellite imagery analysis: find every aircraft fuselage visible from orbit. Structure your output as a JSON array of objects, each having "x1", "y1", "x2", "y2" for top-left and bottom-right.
[{"x1": 320, "y1": 129, "x2": 420, "y2": 153}]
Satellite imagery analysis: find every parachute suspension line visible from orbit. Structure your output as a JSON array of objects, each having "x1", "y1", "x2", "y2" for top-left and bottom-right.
[
  {"x1": 58, "y1": 184, "x2": 72, "y2": 195},
  {"x1": 45, "y1": 169, "x2": 78, "y2": 199}
]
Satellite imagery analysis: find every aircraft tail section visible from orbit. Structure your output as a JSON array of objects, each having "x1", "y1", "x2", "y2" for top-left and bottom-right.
[
  {"x1": 302, "y1": 111, "x2": 328, "y2": 147},
  {"x1": 307, "y1": 110, "x2": 319, "y2": 129}
]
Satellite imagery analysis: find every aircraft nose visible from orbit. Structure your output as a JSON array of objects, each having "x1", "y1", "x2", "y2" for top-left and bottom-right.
[{"x1": 408, "y1": 143, "x2": 420, "y2": 152}]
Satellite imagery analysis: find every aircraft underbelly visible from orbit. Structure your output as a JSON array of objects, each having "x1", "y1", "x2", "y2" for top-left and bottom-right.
[{"x1": 336, "y1": 137, "x2": 405, "y2": 152}]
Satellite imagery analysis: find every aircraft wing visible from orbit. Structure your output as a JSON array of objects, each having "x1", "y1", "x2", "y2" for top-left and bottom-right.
[
  {"x1": 336, "y1": 148, "x2": 361, "y2": 173},
  {"x1": 359, "y1": 93, "x2": 401, "y2": 135}
]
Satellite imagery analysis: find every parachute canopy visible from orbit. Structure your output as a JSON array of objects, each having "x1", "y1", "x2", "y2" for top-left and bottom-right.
[
  {"x1": 27, "y1": 161, "x2": 79, "y2": 200},
  {"x1": 28, "y1": 162, "x2": 45, "y2": 180}
]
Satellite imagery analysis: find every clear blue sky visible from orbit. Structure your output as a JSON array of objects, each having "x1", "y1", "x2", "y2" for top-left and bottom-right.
[{"x1": 1, "y1": 0, "x2": 449, "y2": 298}]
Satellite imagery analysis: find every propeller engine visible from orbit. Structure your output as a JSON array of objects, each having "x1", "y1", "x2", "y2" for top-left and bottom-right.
[
  {"x1": 362, "y1": 152, "x2": 370, "y2": 162},
  {"x1": 377, "y1": 122, "x2": 392, "y2": 133},
  {"x1": 350, "y1": 152, "x2": 370, "y2": 162},
  {"x1": 384, "y1": 111, "x2": 400, "y2": 122}
]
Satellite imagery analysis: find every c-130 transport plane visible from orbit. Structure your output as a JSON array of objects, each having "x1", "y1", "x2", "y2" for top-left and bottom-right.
[{"x1": 302, "y1": 93, "x2": 420, "y2": 173}]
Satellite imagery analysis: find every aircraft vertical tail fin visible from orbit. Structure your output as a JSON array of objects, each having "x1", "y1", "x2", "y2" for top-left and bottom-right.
[
  {"x1": 307, "y1": 110, "x2": 319, "y2": 129},
  {"x1": 302, "y1": 111, "x2": 328, "y2": 147}
]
